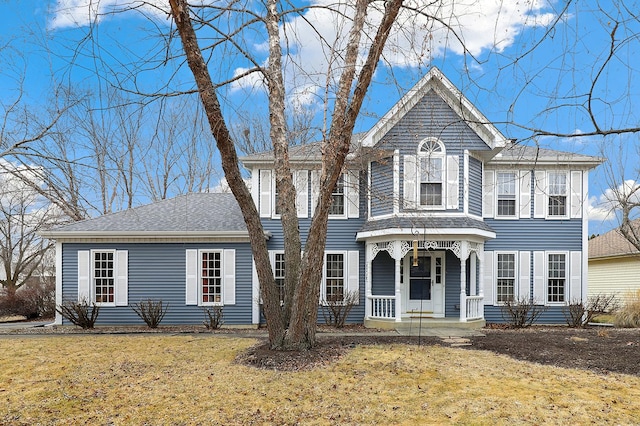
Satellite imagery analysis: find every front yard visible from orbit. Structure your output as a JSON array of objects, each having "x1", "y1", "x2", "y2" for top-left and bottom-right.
[{"x1": 1, "y1": 331, "x2": 640, "y2": 424}]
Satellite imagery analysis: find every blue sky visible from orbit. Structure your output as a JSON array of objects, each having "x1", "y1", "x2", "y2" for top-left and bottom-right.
[{"x1": 1, "y1": 1, "x2": 639, "y2": 235}]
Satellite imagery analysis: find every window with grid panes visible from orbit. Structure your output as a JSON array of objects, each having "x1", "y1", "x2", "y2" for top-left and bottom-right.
[
  {"x1": 201, "y1": 251, "x2": 222, "y2": 304},
  {"x1": 496, "y1": 253, "x2": 516, "y2": 302},
  {"x1": 496, "y1": 172, "x2": 517, "y2": 217},
  {"x1": 547, "y1": 253, "x2": 566, "y2": 303},
  {"x1": 418, "y1": 140, "x2": 444, "y2": 207},
  {"x1": 548, "y1": 172, "x2": 567, "y2": 217},
  {"x1": 274, "y1": 252, "x2": 285, "y2": 304},
  {"x1": 325, "y1": 253, "x2": 345, "y2": 302},
  {"x1": 329, "y1": 175, "x2": 345, "y2": 215},
  {"x1": 93, "y1": 251, "x2": 114, "y2": 304}
]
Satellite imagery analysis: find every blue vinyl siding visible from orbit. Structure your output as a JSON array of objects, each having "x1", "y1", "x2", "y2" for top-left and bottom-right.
[
  {"x1": 370, "y1": 160, "x2": 394, "y2": 217},
  {"x1": 371, "y1": 251, "x2": 395, "y2": 296},
  {"x1": 484, "y1": 219, "x2": 583, "y2": 251},
  {"x1": 468, "y1": 157, "x2": 482, "y2": 216},
  {"x1": 61, "y1": 242, "x2": 254, "y2": 326},
  {"x1": 444, "y1": 251, "x2": 461, "y2": 318}
]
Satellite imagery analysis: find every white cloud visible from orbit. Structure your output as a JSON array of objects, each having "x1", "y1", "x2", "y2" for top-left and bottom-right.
[
  {"x1": 209, "y1": 177, "x2": 251, "y2": 194},
  {"x1": 587, "y1": 179, "x2": 640, "y2": 222},
  {"x1": 48, "y1": 0, "x2": 169, "y2": 30}
]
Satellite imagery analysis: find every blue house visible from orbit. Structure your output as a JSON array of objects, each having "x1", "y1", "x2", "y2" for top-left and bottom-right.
[{"x1": 43, "y1": 67, "x2": 602, "y2": 328}]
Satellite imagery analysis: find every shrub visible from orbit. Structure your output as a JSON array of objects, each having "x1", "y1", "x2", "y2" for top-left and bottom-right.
[
  {"x1": 500, "y1": 296, "x2": 548, "y2": 328},
  {"x1": 563, "y1": 294, "x2": 618, "y2": 328},
  {"x1": 132, "y1": 299, "x2": 169, "y2": 328},
  {"x1": 321, "y1": 290, "x2": 359, "y2": 328},
  {"x1": 56, "y1": 299, "x2": 100, "y2": 329},
  {"x1": 0, "y1": 279, "x2": 55, "y2": 319},
  {"x1": 614, "y1": 290, "x2": 640, "y2": 328},
  {"x1": 203, "y1": 306, "x2": 224, "y2": 329}
]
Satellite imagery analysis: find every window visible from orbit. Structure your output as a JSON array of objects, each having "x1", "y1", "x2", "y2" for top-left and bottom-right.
[
  {"x1": 547, "y1": 253, "x2": 566, "y2": 303},
  {"x1": 418, "y1": 140, "x2": 444, "y2": 207},
  {"x1": 496, "y1": 253, "x2": 516, "y2": 303},
  {"x1": 274, "y1": 252, "x2": 286, "y2": 304},
  {"x1": 325, "y1": 253, "x2": 345, "y2": 302},
  {"x1": 201, "y1": 251, "x2": 222, "y2": 304},
  {"x1": 93, "y1": 251, "x2": 114, "y2": 304},
  {"x1": 329, "y1": 175, "x2": 345, "y2": 215},
  {"x1": 496, "y1": 172, "x2": 517, "y2": 217},
  {"x1": 548, "y1": 172, "x2": 567, "y2": 217}
]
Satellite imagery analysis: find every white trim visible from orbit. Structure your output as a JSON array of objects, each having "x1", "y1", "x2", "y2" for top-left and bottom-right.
[
  {"x1": 545, "y1": 251, "x2": 569, "y2": 306},
  {"x1": 89, "y1": 249, "x2": 120, "y2": 307},
  {"x1": 482, "y1": 169, "x2": 494, "y2": 218},
  {"x1": 581, "y1": 170, "x2": 589, "y2": 304},
  {"x1": 519, "y1": 170, "x2": 531, "y2": 219},
  {"x1": 296, "y1": 170, "x2": 309, "y2": 218},
  {"x1": 77, "y1": 250, "x2": 90, "y2": 303},
  {"x1": 251, "y1": 259, "x2": 260, "y2": 324},
  {"x1": 347, "y1": 250, "x2": 360, "y2": 304},
  {"x1": 367, "y1": 161, "x2": 372, "y2": 220},
  {"x1": 403, "y1": 154, "x2": 417, "y2": 210},
  {"x1": 446, "y1": 154, "x2": 460, "y2": 210},
  {"x1": 570, "y1": 170, "x2": 582, "y2": 219},
  {"x1": 546, "y1": 171, "x2": 570, "y2": 220},
  {"x1": 532, "y1": 251, "x2": 545, "y2": 303},
  {"x1": 483, "y1": 251, "x2": 494, "y2": 305},
  {"x1": 197, "y1": 249, "x2": 225, "y2": 307},
  {"x1": 495, "y1": 251, "x2": 518, "y2": 304},
  {"x1": 223, "y1": 249, "x2": 236, "y2": 305},
  {"x1": 321, "y1": 250, "x2": 347, "y2": 304},
  {"x1": 115, "y1": 250, "x2": 128, "y2": 307},
  {"x1": 185, "y1": 249, "x2": 198, "y2": 305},
  {"x1": 346, "y1": 171, "x2": 360, "y2": 219},
  {"x1": 494, "y1": 170, "x2": 519, "y2": 219},
  {"x1": 518, "y1": 251, "x2": 531, "y2": 300},
  {"x1": 463, "y1": 150, "x2": 469, "y2": 214},
  {"x1": 533, "y1": 171, "x2": 546, "y2": 219},
  {"x1": 251, "y1": 168, "x2": 259, "y2": 209},
  {"x1": 356, "y1": 227, "x2": 496, "y2": 241},
  {"x1": 569, "y1": 250, "x2": 582, "y2": 302},
  {"x1": 55, "y1": 242, "x2": 63, "y2": 325},
  {"x1": 259, "y1": 169, "x2": 272, "y2": 218},
  {"x1": 393, "y1": 150, "x2": 399, "y2": 214}
]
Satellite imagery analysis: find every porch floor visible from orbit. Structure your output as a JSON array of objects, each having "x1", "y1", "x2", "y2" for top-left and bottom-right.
[{"x1": 365, "y1": 317, "x2": 486, "y2": 335}]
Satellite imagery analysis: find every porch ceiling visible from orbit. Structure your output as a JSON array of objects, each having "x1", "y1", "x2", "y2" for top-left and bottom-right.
[{"x1": 356, "y1": 216, "x2": 495, "y2": 241}]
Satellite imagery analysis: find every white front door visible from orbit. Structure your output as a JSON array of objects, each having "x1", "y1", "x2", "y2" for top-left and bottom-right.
[{"x1": 404, "y1": 252, "x2": 445, "y2": 317}]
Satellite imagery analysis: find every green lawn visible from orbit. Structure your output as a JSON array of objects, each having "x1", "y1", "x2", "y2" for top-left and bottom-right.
[{"x1": 1, "y1": 335, "x2": 639, "y2": 424}]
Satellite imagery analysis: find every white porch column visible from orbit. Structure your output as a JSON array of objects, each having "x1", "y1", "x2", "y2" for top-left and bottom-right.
[
  {"x1": 478, "y1": 245, "x2": 485, "y2": 300},
  {"x1": 459, "y1": 241, "x2": 469, "y2": 322},
  {"x1": 470, "y1": 252, "x2": 477, "y2": 296},
  {"x1": 392, "y1": 240, "x2": 403, "y2": 322},
  {"x1": 365, "y1": 243, "x2": 373, "y2": 320}
]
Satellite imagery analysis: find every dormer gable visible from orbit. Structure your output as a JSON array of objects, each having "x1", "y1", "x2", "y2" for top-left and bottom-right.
[{"x1": 360, "y1": 67, "x2": 509, "y2": 150}]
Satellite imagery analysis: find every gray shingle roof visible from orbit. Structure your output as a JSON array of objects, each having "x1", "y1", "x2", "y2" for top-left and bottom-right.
[
  {"x1": 42, "y1": 193, "x2": 248, "y2": 236},
  {"x1": 359, "y1": 216, "x2": 494, "y2": 235},
  {"x1": 589, "y1": 220, "x2": 640, "y2": 259},
  {"x1": 489, "y1": 144, "x2": 603, "y2": 166}
]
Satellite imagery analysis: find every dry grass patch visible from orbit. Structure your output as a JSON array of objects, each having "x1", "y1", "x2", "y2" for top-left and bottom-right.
[{"x1": 1, "y1": 336, "x2": 639, "y2": 424}]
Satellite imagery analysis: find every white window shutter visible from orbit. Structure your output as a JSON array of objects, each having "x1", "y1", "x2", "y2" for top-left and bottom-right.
[
  {"x1": 446, "y1": 155, "x2": 459, "y2": 210},
  {"x1": 346, "y1": 172, "x2": 360, "y2": 218},
  {"x1": 77, "y1": 251, "x2": 90, "y2": 302},
  {"x1": 570, "y1": 171, "x2": 583, "y2": 219},
  {"x1": 403, "y1": 155, "x2": 417, "y2": 209},
  {"x1": 347, "y1": 250, "x2": 359, "y2": 304},
  {"x1": 251, "y1": 169, "x2": 259, "y2": 208},
  {"x1": 295, "y1": 170, "x2": 309, "y2": 218},
  {"x1": 518, "y1": 251, "x2": 531, "y2": 300},
  {"x1": 482, "y1": 170, "x2": 494, "y2": 218},
  {"x1": 185, "y1": 249, "x2": 198, "y2": 305},
  {"x1": 115, "y1": 250, "x2": 128, "y2": 306},
  {"x1": 259, "y1": 169, "x2": 272, "y2": 217},
  {"x1": 533, "y1": 251, "x2": 545, "y2": 304},
  {"x1": 534, "y1": 171, "x2": 546, "y2": 218},
  {"x1": 570, "y1": 251, "x2": 582, "y2": 302},
  {"x1": 519, "y1": 171, "x2": 531, "y2": 219},
  {"x1": 310, "y1": 170, "x2": 320, "y2": 216},
  {"x1": 223, "y1": 249, "x2": 236, "y2": 305},
  {"x1": 483, "y1": 251, "x2": 494, "y2": 305}
]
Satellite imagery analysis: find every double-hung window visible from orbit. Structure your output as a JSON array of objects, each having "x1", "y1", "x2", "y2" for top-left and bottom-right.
[
  {"x1": 548, "y1": 172, "x2": 567, "y2": 217},
  {"x1": 201, "y1": 251, "x2": 222, "y2": 304},
  {"x1": 496, "y1": 172, "x2": 517, "y2": 217},
  {"x1": 496, "y1": 253, "x2": 516, "y2": 303},
  {"x1": 418, "y1": 140, "x2": 444, "y2": 207},
  {"x1": 274, "y1": 252, "x2": 286, "y2": 304},
  {"x1": 547, "y1": 253, "x2": 566, "y2": 303},
  {"x1": 329, "y1": 175, "x2": 345, "y2": 215},
  {"x1": 93, "y1": 251, "x2": 115, "y2": 304},
  {"x1": 325, "y1": 253, "x2": 345, "y2": 302}
]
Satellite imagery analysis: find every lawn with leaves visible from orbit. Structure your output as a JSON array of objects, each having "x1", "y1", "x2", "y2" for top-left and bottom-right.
[{"x1": 1, "y1": 335, "x2": 639, "y2": 424}]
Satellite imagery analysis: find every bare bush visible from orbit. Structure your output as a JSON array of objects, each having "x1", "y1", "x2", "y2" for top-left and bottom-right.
[
  {"x1": 0, "y1": 279, "x2": 55, "y2": 318},
  {"x1": 563, "y1": 294, "x2": 619, "y2": 328},
  {"x1": 500, "y1": 297, "x2": 548, "y2": 328},
  {"x1": 56, "y1": 299, "x2": 100, "y2": 329},
  {"x1": 202, "y1": 306, "x2": 224, "y2": 330},
  {"x1": 131, "y1": 299, "x2": 168, "y2": 328},
  {"x1": 321, "y1": 291, "x2": 359, "y2": 328},
  {"x1": 614, "y1": 290, "x2": 640, "y2": 328}
]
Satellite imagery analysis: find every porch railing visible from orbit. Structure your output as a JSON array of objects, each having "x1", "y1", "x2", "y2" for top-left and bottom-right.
[
  {"x1": 465, "y1": 296, "x2": 483, "y2": 321},
  {"x1": 368, "y1": 295, "x2": 396, "y2": 319}
]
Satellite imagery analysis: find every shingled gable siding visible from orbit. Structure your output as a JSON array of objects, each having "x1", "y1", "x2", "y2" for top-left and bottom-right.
[
  {"x1": 372, "y1": 92, "x2": 491, "y2": 214},
  {"x1": 260, "y1": 173, "x2": 367, "y2": 325},
  {"x1": 61, "y1": 242, "x2": 254, "y2": 326},
  {"x1": 370, "y1": 160, "x2": 394, "y2": 217}
]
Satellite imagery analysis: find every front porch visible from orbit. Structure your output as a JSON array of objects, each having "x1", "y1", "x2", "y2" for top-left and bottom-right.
[{"x1": 361, "y1": 238, "x2": 488, "y2": 331}]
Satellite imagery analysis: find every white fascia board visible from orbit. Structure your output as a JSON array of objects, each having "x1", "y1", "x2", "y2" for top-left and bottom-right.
[
  {"x1": 355, "y1": 227, "x2": 496, "y2": 242},
  {"x1": 40, "y1": 230, "x2": 269, "y2": 241}
]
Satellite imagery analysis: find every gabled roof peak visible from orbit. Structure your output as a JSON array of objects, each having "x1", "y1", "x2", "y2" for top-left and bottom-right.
[{"x1": 360, "y1": 67, "x2": 509, "y2": 149}]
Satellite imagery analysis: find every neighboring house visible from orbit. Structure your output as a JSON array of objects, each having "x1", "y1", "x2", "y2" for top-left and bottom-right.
[
  {"x1": 589, "y1": 221, "x2": 640, "y2": 307},
  {"x1": 42, "y1": 67, "x2": 602, "y2": 328}
]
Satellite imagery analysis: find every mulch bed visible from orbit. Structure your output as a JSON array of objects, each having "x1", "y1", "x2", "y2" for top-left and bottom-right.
[{"x1": 238, "y1": 327, "x2": 640, "y2": 376}]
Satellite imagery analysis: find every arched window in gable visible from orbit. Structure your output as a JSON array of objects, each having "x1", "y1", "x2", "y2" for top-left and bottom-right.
[{"x1": 417, "y1": 139, "x2": 445, "y2": 207}]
